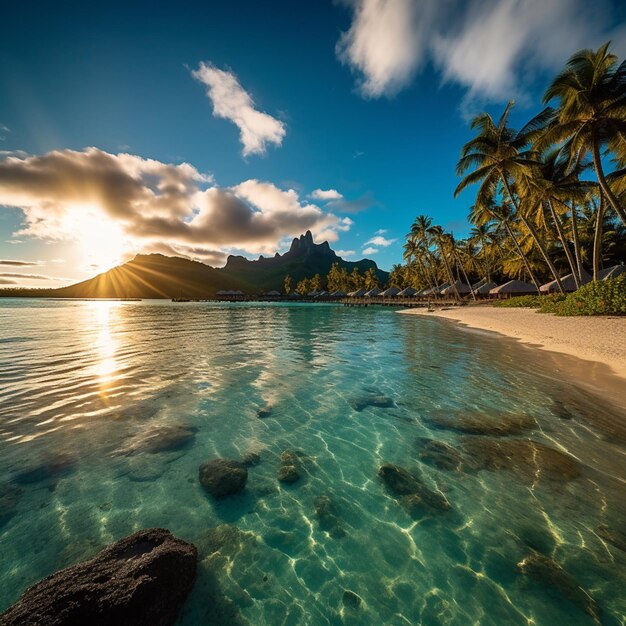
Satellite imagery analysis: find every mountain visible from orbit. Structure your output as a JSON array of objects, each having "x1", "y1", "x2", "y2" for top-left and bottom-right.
[
  {"x1": 0, "y1": 231, "x2": 389, "y2": 298},
  {"x1": 220, "y1": 230, "x2": 388, "y2": 291}
]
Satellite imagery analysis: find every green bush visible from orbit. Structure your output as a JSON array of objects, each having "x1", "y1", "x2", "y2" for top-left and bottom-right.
[
  {"x1": 547, "y1": 274, "x2": 626, "y2": 316},
  {"x1": 492, "y1": 275, "x2": 626, "y2": 315}
]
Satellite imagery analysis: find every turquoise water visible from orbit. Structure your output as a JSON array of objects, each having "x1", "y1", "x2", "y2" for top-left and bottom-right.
[{"x1": 0, "y1": 299, "x2": 624, "y2": 625}]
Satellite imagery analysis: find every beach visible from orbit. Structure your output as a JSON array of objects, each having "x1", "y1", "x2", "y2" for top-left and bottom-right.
[{"x1": 400, "y1": 305, "x2": 626, "y2": 381}]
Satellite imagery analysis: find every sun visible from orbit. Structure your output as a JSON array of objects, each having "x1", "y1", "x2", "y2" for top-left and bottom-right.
[{"x1": 71, "y1": 206, "x2": 128, "y2": 271}]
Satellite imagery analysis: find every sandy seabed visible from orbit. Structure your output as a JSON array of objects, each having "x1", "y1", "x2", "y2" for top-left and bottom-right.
[{"x1": 400, "y1": 305, "x2": 626, "y2": 387}]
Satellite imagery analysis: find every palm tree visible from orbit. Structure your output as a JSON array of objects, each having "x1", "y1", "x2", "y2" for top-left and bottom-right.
[
  {"x1": 455, "y1": 101, "x2": 555, "y2": 292},
  {"x1": 428, "y1": 225, "x2": 460, "y2": 299},
  {"x1": 469, "y1": 199, "x2": 542, "y2": 290},
  {"x1": 539, "y1": 43, "x2": 626, "y2": 226}
]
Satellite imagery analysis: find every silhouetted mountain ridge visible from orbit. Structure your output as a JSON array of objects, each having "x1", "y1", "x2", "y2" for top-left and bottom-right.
[{"x1": 0, "y1": 231, "x2": 389, "y2": 298}]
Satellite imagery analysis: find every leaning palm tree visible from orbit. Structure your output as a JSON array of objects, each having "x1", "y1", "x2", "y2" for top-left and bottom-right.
[
  {"x1": 538, "y1": 43, "x2": 626, "y2": 226},
  {"x1": 455, "y1": 101, "x2": 556, "y2": 291},
  {"x1": 428, "y1": 226, "x2": 461, "y2": 299}
]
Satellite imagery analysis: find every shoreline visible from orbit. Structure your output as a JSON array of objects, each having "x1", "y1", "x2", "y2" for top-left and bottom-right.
[{"x1": 399, "y1": 305, "x2": 626, "y2": 405}]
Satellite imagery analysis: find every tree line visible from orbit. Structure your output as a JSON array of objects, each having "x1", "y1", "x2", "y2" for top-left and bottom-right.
[
  {"x1": 390, "y1": 43, "x2": 626, "y2": 295},
  {"x1": 283, "y1": 264, "x2": 380, "y2": 295}
]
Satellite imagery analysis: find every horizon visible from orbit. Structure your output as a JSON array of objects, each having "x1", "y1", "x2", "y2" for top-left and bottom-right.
[{"x1": 1, "y1": 0, "x2": 625, "y2": 288}]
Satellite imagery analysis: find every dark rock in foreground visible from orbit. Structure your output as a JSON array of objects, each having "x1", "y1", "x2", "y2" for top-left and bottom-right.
[
  {"x1": 378, "y1": 463, "x2": 450, "y2": 513},
  {"x1": 518, "y1": 551, "x2": 600, "y2": 621},
  {"x1": 199, "y1": 458, "x2": 247, "y2": 497},
  {"x1": 460, "y1": 438, "x2": 580, "y2": 483},
  {"x1": 0, "y1": 528, "x2": 197, "y2": 626},
  {"x1": 426, "y1": 411, "x2": 537, "y2": 436}
]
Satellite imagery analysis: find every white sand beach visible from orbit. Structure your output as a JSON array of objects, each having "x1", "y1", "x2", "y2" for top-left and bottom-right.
[{"x1": 400, "y1": 306, "x2": 626, "y2": 381}]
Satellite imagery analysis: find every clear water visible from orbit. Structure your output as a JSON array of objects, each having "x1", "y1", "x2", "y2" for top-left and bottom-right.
[{"x1": 0, "y1": 299, "x2": 624, "y2": 625}]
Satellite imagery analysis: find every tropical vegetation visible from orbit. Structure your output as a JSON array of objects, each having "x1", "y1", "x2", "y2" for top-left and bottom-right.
[{"x1": 389, "y1": 43, "x2": 626, "y2": 298}]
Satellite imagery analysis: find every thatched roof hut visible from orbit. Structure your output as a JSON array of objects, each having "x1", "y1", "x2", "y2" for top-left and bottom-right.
[
  {"x1": 598, "y1": 264, "x2": 625, "y2": 280},
  {"x1": 540, "y1": 270, "x2": 590, "y2": 293},
  {"x1": 348, "y1": 288, "x2": 367, "y2": 297},
  {"x1": 397, "y1": 287, "x2": 417, "y2": 297},
  {"x1": 440, "y1": 280, "x2": 471, "y2": 296},
  {"x1": 473, "y1": 281, "x2": 497, "y2": 295},
  {"x1": 490, "y1": 280, "x2": 537, "y2": 295},
  {"x1": 380, "y1": 287, "x2": 400, "y2": 297},
  {"x1": 265, "y1": 290, "x2": 281, "y2": 296},
  {"x1": 364, "y1": 287, "x2": 382, "y2": 297}
]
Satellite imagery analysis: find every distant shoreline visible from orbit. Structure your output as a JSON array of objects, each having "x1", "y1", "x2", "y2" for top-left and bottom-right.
[{"x1": 399, "y1": 306, "x2": 626, "y2": 397}]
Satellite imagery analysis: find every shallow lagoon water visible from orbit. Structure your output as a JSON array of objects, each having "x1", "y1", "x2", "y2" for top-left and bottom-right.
[{"x1": 0, "y1": 299, "x2": 625, "y2": 625}]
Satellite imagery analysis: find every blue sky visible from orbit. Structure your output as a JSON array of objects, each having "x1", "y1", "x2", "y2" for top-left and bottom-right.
[{"x1": 0, "y1": 0, "x2": 625, "y2": 286}]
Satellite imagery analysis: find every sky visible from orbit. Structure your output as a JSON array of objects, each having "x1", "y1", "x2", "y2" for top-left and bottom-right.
[{"x1": 0, "y1": 0, "x2": 625, "y2": 287}]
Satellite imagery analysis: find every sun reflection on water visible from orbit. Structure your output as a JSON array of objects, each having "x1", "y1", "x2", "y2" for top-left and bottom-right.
[{"x1": 91, "y1": 302, "x2": 119, "y2": 393}]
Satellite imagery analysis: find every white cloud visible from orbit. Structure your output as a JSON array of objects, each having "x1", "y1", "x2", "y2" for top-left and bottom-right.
[
  {"x1": 375, "y1": 228, "x2": 387, "y2": 235},
  {"x1": 336, "y1": 0, "x2": 623, "y2": 103},
  {"x1": 336, "y1": 0, "x2": 439, "y2": 97},
  {"x1": 0, "y1": 148, "x2": 351, "y2": 263},
  {"x1": 362, "y1": 246, "x2": 378, "y2": 255},
  {"x1": 310, "y1": 188, "x2": 343, "y2": 201},
  {"x1": 336, "y1": 249, "x2": 356, "y2": 258},
  {"x1": 192, "y1": 62, "x2": 286, "y2": 156},
  {"x1": 365, "y1": 235, "x2": 396, "y2": 247}
]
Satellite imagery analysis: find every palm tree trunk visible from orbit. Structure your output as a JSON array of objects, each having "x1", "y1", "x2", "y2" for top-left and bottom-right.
[
  {"x1": 569, "y1": 201, "x2": 584, "y2": 280},
  {"x1": 503, "y1": 220, "x2": 541, "y2": 293},
  {"x1": 519, "y1": 212, "x2": 564, "y2": 292},
  {"x1": 501, "y1": 176, "x2": 557, "y2": 292},
  {"x1": 547, "y1": 199, "x2": 579, "y2": 288},
  {"x1": 453, "y1": 248, "x2": 476, "y2": 301},
  {"x1": 593, "y1": 193, "x2": 605, "y2": 282},
  {"x1": 592, "y1": 135, "x2": 626, "y2": 226},
  {"x1": 436, "y1": 240, "x2": 459, "y2": 301}
]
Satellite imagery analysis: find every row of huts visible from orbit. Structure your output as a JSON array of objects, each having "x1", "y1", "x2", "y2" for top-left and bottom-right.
[
  {"x1": 213, "y1": 264, "x2": 623, "y2": 300},
  {"x1": 342, "y1": 263, "x2": 625, "y2": 299}
]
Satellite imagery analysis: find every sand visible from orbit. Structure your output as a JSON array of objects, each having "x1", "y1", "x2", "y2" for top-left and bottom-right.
[{"x1": 400, "y1": 306, "x2": 626, "y2": 381}]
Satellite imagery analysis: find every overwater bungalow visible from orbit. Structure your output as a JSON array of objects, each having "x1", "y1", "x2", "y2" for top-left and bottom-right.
[
  {"x1": 397, "y1": 287, "x2": 417, "y2": 297},
  {"x1": 440, "y1": 280, "x2": 471, "y2": 296},
  {"x1": 380, "y1": 287, "x2": 400, "y2": 297}
]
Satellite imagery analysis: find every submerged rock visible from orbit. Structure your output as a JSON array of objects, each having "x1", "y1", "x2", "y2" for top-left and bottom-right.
[
  {"x1": 0, "y1": 528, "x2": 197, "y2": 626},
  {"x1": 551, "y1": 400, "x2": 575, "y2": 420},
  {"x1": 351, "y1": 395, "x2": 396, "y2": 412},
  {"x1": 256, "y1": 405, "x2": 273, "y2": 419},
  {"x1": 277, "y1": 449, "x2": 312, "y2": 485},
  {"x1": 277, "y1": 465, "x2": 300, "y2": 483},
  {"x1": 416, "y1": 438, "x2": 463, "y2": 471},
  {"x1": 12, "y1": 453, "x2": 77, "y2": 486},
  {"x1": 342, "y1": 589, "x2": 362, "y2": 608},
  {"x1": 241, "y1": 451, "x2": 261, "y2": 467},
  {"x1": 426, "y1": 411, "x2": 537, "y2": 436},
  {"x1": 119, "y1": 422, "x2": 196, "y2": 456},
  {"x1": 518, "y1": 551, "x2": 600, "y2": 621},
  {"x1": 314, "y1": 495, "x2": 346, "y2": 539},
  {"x1": 460, "y1": 438, "x2": 580, "y2": 483},
  {"x1": 378, "y1": 464, "x2": 450, "y2": 513},
  {"x1": 199, "y1": 458, "x2": 247, "y2": 497},
  {"x1": 0, "y1": 483, "x2": 22, "y2": 527},
  {"x1": 596, "y1": 524, "x2": 626, "y2": 552}
]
